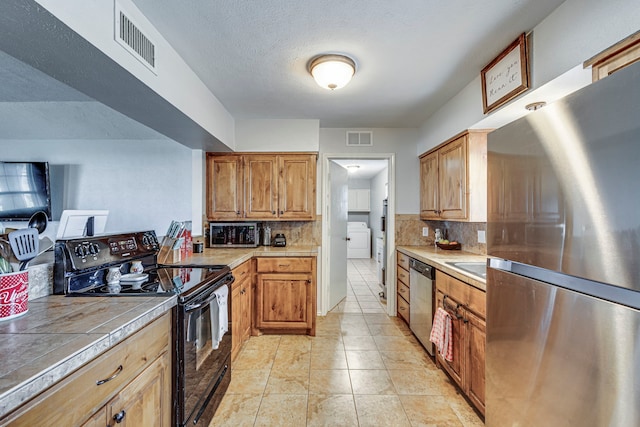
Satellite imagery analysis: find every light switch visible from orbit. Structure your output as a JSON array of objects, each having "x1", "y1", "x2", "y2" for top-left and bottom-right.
[
  {"x1": 422, "y1": 227, "x2": 429, "y2": 237},
  {"x1": 478, "y1": 230, "x2": 486, "y2": 244}
]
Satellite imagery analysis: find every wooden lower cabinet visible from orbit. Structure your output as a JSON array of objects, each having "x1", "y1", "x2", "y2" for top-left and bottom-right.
[
  {"x1": 255, "y1": 257, "x2": 316, "y2": 335},
  {"x1": 3, "y1": 312, "x2": 172, "y2": 427},
  {"x1": 435, "y1": 271, "x2": 486, "y2": 416},
  {"x1": 231, "y1": 259, "x2": 253, "y2": 362},
  {"x1": 396, "y1": 252, "x2": 410, "y2": 325}
]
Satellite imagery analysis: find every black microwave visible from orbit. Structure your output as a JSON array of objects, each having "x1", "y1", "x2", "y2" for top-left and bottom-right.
[{"x1": 209, "y1": 222, "x2": 258, "y2": 247}]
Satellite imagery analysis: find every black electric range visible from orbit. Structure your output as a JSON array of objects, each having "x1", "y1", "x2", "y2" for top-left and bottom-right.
[{"x1": 53, "y1": 230, "x2": 229, "y2": 300}]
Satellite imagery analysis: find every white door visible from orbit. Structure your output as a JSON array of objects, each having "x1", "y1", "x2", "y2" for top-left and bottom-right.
[{"x1": 328, "y1": 161, "x2": 348, "y2": 311}]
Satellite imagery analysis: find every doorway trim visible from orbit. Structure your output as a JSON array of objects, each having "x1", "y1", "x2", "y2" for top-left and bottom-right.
[{"x1": 320, "y1": 152, "x2": 396, "y2": 316}]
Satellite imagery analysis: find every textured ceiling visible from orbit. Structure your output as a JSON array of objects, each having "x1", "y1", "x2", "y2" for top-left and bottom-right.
[{"x1": 131, "y1": 0, "x2": 566, "y2": 128}]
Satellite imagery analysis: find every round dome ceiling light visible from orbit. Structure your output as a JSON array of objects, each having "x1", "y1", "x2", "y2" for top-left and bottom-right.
[{"x1": 308, "y1": 54, "x2": 356, "y2": 90}]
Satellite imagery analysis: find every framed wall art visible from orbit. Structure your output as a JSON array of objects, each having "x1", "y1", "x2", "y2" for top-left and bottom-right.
[{"x1": 481, "y1": 33, "x2": 530, "y2": 114}]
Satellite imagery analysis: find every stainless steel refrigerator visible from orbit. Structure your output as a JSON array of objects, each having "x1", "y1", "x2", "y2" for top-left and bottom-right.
[{"x1": 486, "y1": 61, "x2": 640, "y2": 426}]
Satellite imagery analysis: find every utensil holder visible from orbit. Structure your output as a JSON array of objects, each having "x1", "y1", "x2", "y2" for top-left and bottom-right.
[{"x1": 0, "y1": 270, "x2": 29, "y2": 321}]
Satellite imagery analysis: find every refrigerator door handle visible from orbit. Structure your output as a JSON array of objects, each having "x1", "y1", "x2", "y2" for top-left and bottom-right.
[{"x1": 488, "y1": 258, "x2": 512, "y2": 271}]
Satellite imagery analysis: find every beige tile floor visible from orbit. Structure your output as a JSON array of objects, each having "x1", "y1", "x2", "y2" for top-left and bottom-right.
[{"x1": 212, "y1": 258, "x2": 484, "y2": 426}]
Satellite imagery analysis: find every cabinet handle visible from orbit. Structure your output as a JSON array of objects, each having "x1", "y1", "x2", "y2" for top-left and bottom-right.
[
  {"x1": 280, "y1": 210, "x2": 283, "y2": 215},
  {"x1": 96, "y1": 365, "x2": 123, "y2": 385},
  {"x1": 278, "y1": 264, "x2": 290, "y2": 268},
  {"x1": 236, "y1": 211, "x2": 240, "y2": 215},
  {"x1": 113, "y1": 410, "x2": 126, "y2": 423},
  {"x1": 272, "y1": 211, "x2": 276, "y2": 214}
]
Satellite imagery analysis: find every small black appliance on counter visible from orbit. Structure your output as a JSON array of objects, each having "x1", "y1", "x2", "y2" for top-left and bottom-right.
[{"x1": 273, "y1": 233, "x2": 286, "y2": 247}]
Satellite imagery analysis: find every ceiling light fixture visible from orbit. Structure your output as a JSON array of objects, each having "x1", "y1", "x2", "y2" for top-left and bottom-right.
[
  {"x1": 346, "y1": 164, "x2": 360, "y2": 173},
  {"x1": 308, "y1": 54, "x2": 356, "y2": 90}
]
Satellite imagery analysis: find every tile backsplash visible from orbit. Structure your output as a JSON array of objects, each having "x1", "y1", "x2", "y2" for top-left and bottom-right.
[{"x1": 395, "y1": 214, "x2": 486, "y2": 255}]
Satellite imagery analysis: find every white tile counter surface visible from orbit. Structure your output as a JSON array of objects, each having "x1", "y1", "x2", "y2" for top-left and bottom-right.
[
  {"x1": 396, "y1": 246, "x2": 488, "y2": 291},
  {"x1": 176, "y1": 245, "x2": 319, "y2": 269},
  {"x1": 0, "y1": 295, "x2": 176, "y2": 419}
]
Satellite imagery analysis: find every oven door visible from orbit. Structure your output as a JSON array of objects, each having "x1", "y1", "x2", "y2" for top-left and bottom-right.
[{"x1": 177, "y1": 279, "x2": 232, "y2": 426}]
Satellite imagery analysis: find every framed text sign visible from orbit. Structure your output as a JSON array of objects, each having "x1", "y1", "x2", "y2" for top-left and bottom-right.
[{"x1": 481, "y1": 33, "x2": 530, "y2": 114}]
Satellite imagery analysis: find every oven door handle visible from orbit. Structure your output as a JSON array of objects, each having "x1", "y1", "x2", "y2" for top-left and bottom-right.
[{"x1": 185, "y1": 292, "x2": 218, "y2": 312}]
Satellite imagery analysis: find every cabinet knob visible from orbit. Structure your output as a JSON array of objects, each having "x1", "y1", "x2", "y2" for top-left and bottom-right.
[
  {"x1": 280, "y1": 211, "x2": 283, "y2": 215},
  {"x1": 272, "y1": 211, "x2": 276, "y2": 214},
  {"x1": 236, "y1": 211, "x2": 240, "y2": 215},
  {"x1": 306, "y1": 279, "x2": 311, "y2": 284},
  {"x1": 113, "y1": 410, "x2": 126, "y2": 423}
]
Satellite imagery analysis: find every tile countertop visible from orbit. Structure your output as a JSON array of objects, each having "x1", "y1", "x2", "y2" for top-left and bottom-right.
[
  {"x1": 0, "y1": 295, "x2": 176, "y2": 419},
  {"x1": 396, "y1": 246, "x2": 488, "y2": 291},
  {"x1": 175, "y1": 245, "x2": 319, "y2": 269}
]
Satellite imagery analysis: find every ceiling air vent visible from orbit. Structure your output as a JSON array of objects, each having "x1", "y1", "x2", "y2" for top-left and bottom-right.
[
  {"x1": 114, "y1": 2, "x2": 157, "y2": 74},
  {"x1": 346, "y1": 131, "x2": 373, "y2": 147}
]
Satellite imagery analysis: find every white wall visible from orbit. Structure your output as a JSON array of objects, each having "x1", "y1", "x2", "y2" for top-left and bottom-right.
[
  {"x1": 0, "y1": 139, "x2": 192, "y2": 238},
  {"x1": 235, "y1": 119, "x2": 319, "y2": 152},
  {"x1": 319, "y1": 128, "x2": 419, "y2": 214},
  {"x1": 417, "y1": 0, "x2": 640, "y2": 154},
  {"x1": 35, "y1": 0, "x2": 235, "y2": 148}
]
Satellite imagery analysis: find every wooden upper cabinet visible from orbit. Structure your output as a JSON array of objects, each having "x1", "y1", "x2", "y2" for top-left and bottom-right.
[
  {"x1": 206, "y1": 154, "x2": 243, "y2": 220},
  {"x1": 419, "y1": 130, "x2": 489, "y2": 222},
  {"x1": 244, "y1": 154, "x2": 279, "y2": 219},
  {"x1": 438, "y1": 136, "x2": 467, "y2": 219},
  {"x1": 419, "y1": 151, "x2": 439, "y2": 219},
  {"x1": 584, "y1": 30, "x2": 640, "y2": 82},
  {"x1": 206, "y1": 152, "x2": 317, "y2": 221},
  {"x1": 278, "y1": 154, "x2": 316, "y2": 220}
]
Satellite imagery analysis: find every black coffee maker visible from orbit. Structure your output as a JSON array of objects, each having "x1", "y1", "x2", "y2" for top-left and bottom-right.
[{"x1": 273, "y1": 233, "x2": 286, "y2": 247}]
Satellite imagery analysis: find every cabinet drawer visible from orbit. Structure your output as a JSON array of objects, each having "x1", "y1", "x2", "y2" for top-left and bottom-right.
[
  {"x1": 397, "y1": 266, "x2": 409, "y2": 286},
  {"x1": 397, "y1": 252, "x2": 410, "y2": 271},
  {"x1": 436, "y1": 270, "x2": 486, "y2": 318},
  {"x1": 397, "y1": 280, "x2": 410, "y2": 302},
  {"x1": 256, "y1": 257, "x2": 312, "y2": 273},
  {"x1": 4, "y1": 312, "x2": 171, "y2": 426},
  {"x1": 397, "y1": 293, "x2": 410, "y2": 323}
]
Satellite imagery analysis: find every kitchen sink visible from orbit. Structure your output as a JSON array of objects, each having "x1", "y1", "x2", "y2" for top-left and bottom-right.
[{"x1": 445, "y1": 261, "x2": 487, "y2": 279}]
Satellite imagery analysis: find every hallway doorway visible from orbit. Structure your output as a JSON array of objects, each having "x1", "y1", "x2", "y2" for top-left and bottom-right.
[{"x1": 321, "y1": 153, "x2": 396, "y2": 316}]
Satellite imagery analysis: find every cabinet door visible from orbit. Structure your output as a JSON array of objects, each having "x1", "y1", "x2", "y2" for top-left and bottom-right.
[
  {"x1": 438, "y1": 136, "x2": 467, "y2": 219},
  {"x1": 348, "y1": 189, "x2": 370, "y2": 212},
  {"x1": 206, "y1": 154, "x2": 244, "y2": 220},
  {"x1": 106, "y1": 352, "x2": 171, "y2": 427},
  {"x1": 278, "y1": 155, "x2": 316, "y2": 220},
  {"x1": 241, "y1": 280, "x2": 252, "y2": 341},
  {"x1": 435, "y1": 290, "x2": 464, "y2": 389},
  {"x1": 231, "y1": 283, "x2": 243, "y2": 361},
  {"x1": 244, "y1": 155, "x2": 279, "y2": 219},
  {"x1": 256, "y1": 273, "x2": 313, "y2": 329},
  {"x1": 81, "y1": 408, "x2": 106, "y2": 427},
  {"x1": 419, "y1": 151, "x2": 439, "y2": 219},
  {"x1": 465, "y1": 310, "x2": 486, "y2": 416}
]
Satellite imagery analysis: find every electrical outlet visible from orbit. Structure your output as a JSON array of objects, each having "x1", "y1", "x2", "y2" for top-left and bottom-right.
[
  {"x1": 478, "y1": 230, "x2": 486, "y2": 244},
  {"x1": 422, "y1": 227, "x2": 429, "y2": 237}
]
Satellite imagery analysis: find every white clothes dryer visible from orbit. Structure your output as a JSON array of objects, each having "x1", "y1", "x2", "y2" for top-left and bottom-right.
[{"x1": 347, "y1": 222, "x2": 371, "y2": 259}]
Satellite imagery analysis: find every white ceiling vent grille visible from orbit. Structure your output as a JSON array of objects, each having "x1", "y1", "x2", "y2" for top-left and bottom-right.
[
  {"x1": 346, "y1": 131, "x2": 373, "y2": 147},
  {"x1": 114, "y1": 2, "x2": 156, "y2": 74}
]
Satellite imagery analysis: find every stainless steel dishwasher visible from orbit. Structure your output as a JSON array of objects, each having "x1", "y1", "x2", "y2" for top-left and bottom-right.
[{"x1": 409, "y1": 258, "x2": 435, "y2": 355}]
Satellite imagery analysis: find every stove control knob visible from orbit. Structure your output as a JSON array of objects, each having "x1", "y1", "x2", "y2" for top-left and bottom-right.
[
  {"x1": 89, "y1": 244, "x2": 99, "y2": 255},
  {"x1": 74, "y1": 245, "x2": 86, "y2": 258}
]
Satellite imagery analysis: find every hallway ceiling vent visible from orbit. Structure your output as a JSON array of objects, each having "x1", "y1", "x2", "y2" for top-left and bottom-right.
[
  {"x1": 346, "y1": 131, "x2": 373, "y2": 147},
  {"x1": 114, "y1": 3, "x2": 157, "y2": 74}
]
